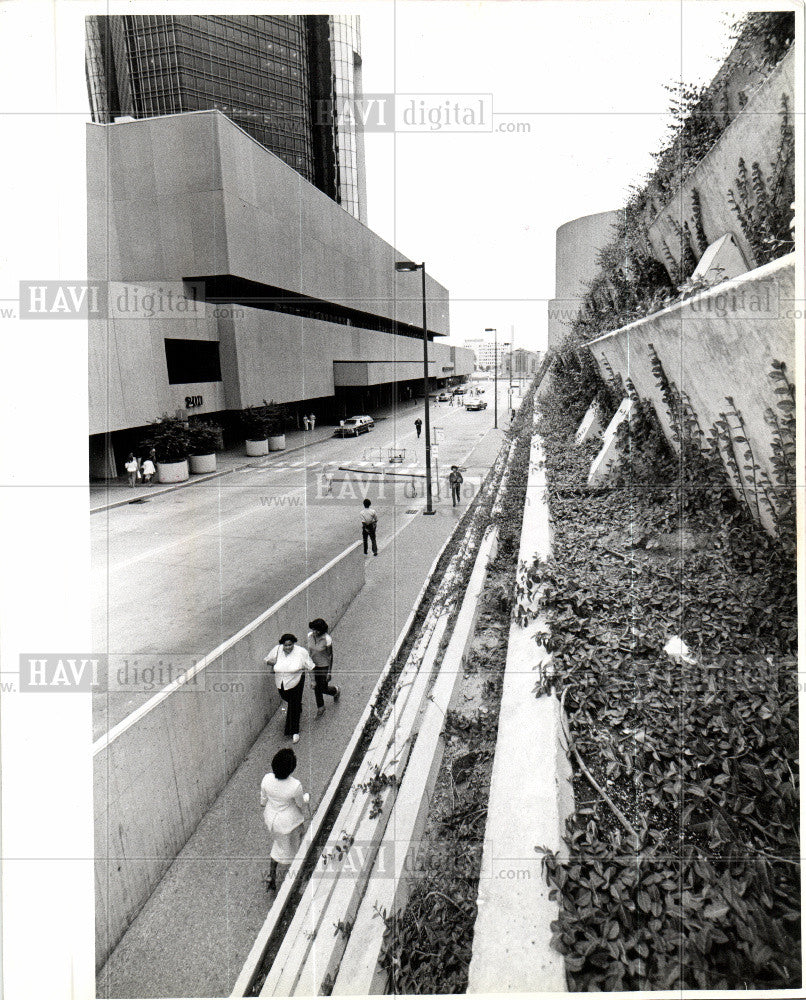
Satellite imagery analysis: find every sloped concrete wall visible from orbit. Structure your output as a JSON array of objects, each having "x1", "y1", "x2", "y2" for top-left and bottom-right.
[
  {"x1": 94, "y1": 542, "x2": 364, "y2": 969},
  {"x1": 588, "y1": 254, "x2": 795, "y2": 527},
  {"x1": 647, "y1": 47, "x2": 795, "y2": 273}
]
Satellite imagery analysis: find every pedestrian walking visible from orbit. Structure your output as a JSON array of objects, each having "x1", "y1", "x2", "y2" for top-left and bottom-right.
[
  {"x1": 261, "y1": 748, "x2": 310, "y2": 892},
  {"x1": 449, "y1": 465, "x2": 464, "y2": 507},
  {"x1": 361, "y1": 498, "x2": 378, "y2": 556},
  {"x1": 414, "y1": 418, "x2": 422, "y2": 439},
  {"x1": 265, "y1": 634, "x2": 315, "y2": 743},
  {"x1": 307, "y1": 618, "x2": 340, "y2": 718},
  {"x1": 309, "y1": 413, "x2": 316, "y2": 430},
  {"x1": 303, "y1": 414, "x2": 311, "y2": 432},
  {"x1": 124, "y1": 453, "x2": 140, "y2": 488},
  {"x1": 141, "y1": 455, "x2": 156, "y2": 485}
]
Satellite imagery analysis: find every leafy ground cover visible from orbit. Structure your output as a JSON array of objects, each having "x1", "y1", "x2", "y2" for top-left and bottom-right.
[{"x1": 536, "y1": 367, "x2": 800, "y2": 991}]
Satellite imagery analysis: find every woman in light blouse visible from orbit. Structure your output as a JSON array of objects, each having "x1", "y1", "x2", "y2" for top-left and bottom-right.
[
  {"x1": 265, "y1": 633, "x2": 315, "y2": 742},
  {"x1": 261, "y1": 747, "x2": 310, "y2": 891}
]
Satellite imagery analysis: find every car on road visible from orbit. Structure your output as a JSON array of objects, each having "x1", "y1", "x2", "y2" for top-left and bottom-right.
[
  {"x1": 437, "y1": 392, "x2": 451, "y2": 402},
  {"x1": 334, "y1": 415, "x2": 375, "y2": 436},
  {"x1": 465, "y1": 399, "x2": 487, "y2": 411},
  {"x1": 452, "y1": 387, "x2": 467, "y2": 396}
]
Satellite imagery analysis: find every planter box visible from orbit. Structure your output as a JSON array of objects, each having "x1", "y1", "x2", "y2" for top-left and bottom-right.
[
  {"x1": 156, "y1": 459, "x2": 189, "y2": 484},
  {"x1": 189, "y1": 453, "x2": 216, "y2": 475},
  {"x1": 268, "y1": 434, "x2": 286, "y2": 452},
  {"x1": 245, "y1": 439, "x2": 269, "y2": 457}
]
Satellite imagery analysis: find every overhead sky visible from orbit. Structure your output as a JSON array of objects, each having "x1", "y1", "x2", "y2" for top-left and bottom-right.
[{"x1": 358, "y1": 1, "x2": 741, "y2": 351}]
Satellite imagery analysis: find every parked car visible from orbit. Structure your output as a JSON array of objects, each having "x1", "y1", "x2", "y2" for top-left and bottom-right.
[
  {"x1": 334, "y1": 415, "x2": 375, "y2": 436},
  {"x1": 465, "y1": 399, "x2": 487, "y2": 411},
  {"x1": 437, "y1": 392, "x2": 451, "y2": 402}
]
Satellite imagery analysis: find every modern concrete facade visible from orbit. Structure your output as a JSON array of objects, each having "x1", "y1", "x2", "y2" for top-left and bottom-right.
[
  {"x1": 546, "y1": 208, "x2": 621, "y2": 351},
  {"x1": 85, "y1": 13, "x2": 368, "y2": 222},
  {"x1": 88, "y1": 111, "x2": 472, "y2": 476}
]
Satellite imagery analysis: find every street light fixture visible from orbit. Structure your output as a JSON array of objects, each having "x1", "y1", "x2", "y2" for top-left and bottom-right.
[
  {"x1": 485, "y1": 327, "x2": 499, "y2": 429},
  {"x1": 396, "y1": 260, "x2": 435, "y2": 514}
]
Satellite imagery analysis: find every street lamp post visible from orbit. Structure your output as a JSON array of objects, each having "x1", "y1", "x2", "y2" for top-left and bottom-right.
[
  {"x1": 485, "y1": 327, "x2": 497, "y2": 429},
  {"x1": 396, "y1": 261, "x2": 435, "y2": 514}
]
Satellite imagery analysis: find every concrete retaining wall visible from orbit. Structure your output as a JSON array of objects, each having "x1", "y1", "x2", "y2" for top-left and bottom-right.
[
  {"x1": 94, "y1": 542, "x2": 364, "y2": 969},
  {"x1": 646, "y1": 48, "x2": 795, "y2": 273},
  {"x1": 467, "y1": 432, "x2": 573, "y2": 993},
  {"x1": 588, "y1": 254, "x2": 795, "y2": 529}
]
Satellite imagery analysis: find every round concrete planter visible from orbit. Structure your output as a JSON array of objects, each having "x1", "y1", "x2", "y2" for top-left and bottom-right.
[
  {"x1": 245, "y1": 439, "x2": 269, "y2": 457},
  {"x1": 268, "y1": 434, "x2": 286, "y2": 452},
  {"x1": 189, "y1": 453, "x2": 216, "y2": 475},
  {"x1": 156, "y1": 459, "x2": 190, "y2": 484}
]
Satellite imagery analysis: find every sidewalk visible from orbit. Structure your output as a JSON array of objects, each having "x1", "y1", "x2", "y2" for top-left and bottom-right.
[
  {"x1": 96, "y1": 426, "x2": 506, "y2": 999},
  {"x1": 90, "y1": 425, "x2": 336, "y2": 513}
]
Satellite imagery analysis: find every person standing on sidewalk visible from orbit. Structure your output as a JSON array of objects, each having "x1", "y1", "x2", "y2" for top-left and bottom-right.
[
  {"x1": 260, "y1": 748, "x2": 310, "y2": 892},
  {"x1": 309, "y1": 413, "x2": 316, "y2": 430},
  {"x1": 361, "y1": 498, "x2": 378, "y2": 556},
  {"x1": 307, "y1": 618, "x2": 340, "y2": 717},
  {"x1": 124, "y1": 453, "x2": 140, "y2": 488},
  {"x1": 140, "y1": 455, "x2": 156, "y2": 485},
  {"x1": 414, "y1": 417, "x2": 422, "y2": 438},
  {"x1": 265, "y1": 634, "x2": 315, "y2": 743},
  {"x1": 449, "y1": 465, "x2": 464, "y2": 507},
  {"x1": 303, "y1": 414, "x2": 311, "y2": 431}
]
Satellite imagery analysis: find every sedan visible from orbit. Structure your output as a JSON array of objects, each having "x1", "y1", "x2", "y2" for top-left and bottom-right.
[
  {"x1": 437, "y1": 392, "x2": 452, "y2": 402},
  {"x1": 334, "y1": 415, "x2": 375, "y2": 436},
  {"x1": 465, "y1": 399, "x2": 487, "y2": 411}
]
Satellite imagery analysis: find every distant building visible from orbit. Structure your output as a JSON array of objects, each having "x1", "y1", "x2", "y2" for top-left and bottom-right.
[
  {"x1": 546, "y1": 209, "x2": 621, "y2": 351},
  {"x1": 85, "y1": 13, "x2": 367, "y2": 222},
  {"x1": 463, "y1": 338, "x2": 499, "y2": 370},
  {"x1": 503, "y1": 348, "x2": 541, "y2": 376}
]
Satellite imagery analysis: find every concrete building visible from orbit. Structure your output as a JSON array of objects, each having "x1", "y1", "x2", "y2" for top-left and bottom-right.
[
  {"x1": 503, "y1": 348, "x2": 541, "y2": 376},
  {"x1": 463, "y1": 338, "x2": 499, "y2": 370},
  {"x1": 88, "y1": 111, "x2": 472, "y2": 477},
  {"x1": 85, "y1": 13, "x2": 367, "y2": 222},
  {"x1": 546, "y1": 208, "x2": 621, "y2": 351}
]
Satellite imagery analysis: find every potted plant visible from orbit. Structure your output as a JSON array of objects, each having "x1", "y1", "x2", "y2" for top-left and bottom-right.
[
  {"x1": 241, "y1": 404, "x2": 270, "y2": 456},
  {"x1": 187, "y1": 421, "x2": 221, "y2": 474},
  {"x1": 144, "y1": 415, "x2": 191, "y2": 483},
  {"x1": 264, "y1": 399, "x2": 288, "y2": 452}
]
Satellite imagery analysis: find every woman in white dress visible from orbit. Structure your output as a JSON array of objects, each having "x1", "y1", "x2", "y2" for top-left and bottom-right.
[{"x1": 261, "y1": 747, "x2": 310, "y2": 891}]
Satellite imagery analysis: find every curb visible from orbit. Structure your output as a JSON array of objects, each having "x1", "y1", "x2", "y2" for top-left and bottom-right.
[{"x1": 89, "y1": 432, "x2": 334, "y2": 514}]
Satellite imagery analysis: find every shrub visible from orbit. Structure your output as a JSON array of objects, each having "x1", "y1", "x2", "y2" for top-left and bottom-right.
[
  {"x1": 187, "y1": 421, "x2": 221, "y2": 456},
  {"x1": 143, "y1": 415, "x2": 191, "y2": 463}
]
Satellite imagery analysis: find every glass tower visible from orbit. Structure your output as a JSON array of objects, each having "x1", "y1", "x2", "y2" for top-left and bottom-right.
[{"x1": 86, "y1": 14, "x2": 366, "y2": 220}]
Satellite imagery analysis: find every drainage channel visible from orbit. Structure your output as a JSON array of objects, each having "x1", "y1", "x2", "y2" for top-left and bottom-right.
[{"x1": 232, "y1": 440, "x2": 513, "y2": 998}]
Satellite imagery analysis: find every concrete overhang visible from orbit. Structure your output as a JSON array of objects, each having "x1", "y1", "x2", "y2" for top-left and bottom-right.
[{"x1": 333, "y1": 360, "x2": 437, "y2": 387}]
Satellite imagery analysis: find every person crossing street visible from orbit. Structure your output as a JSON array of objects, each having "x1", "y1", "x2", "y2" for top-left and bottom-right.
[{"x1": 414, "y1": 417, "x2": 422, "y2": 438}]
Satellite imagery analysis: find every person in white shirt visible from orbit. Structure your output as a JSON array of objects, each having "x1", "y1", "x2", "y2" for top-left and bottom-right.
[
  {"x1": 361, "y1": 498, "x2": 378, "y2": 556},
  {"x1": 124, "y1": 453, "x2": 140, "y2": 488},
  {"x1": 260, "y1": 747, "x2": 310, "y2": 891},
  {"x1": 265, "y1": 633, "x2": 315, "y2": 742},
  {"x1": 140, "y1": 457, "x2": 156, "y2": 485}
]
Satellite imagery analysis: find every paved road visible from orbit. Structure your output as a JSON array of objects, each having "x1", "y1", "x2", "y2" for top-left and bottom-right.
[
  {"x1": 92, "y1": 385, "x2": 504, "y2": 737},
  {"x1": 97, "y1": 420, "x2": 508, "y2": 999}
]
